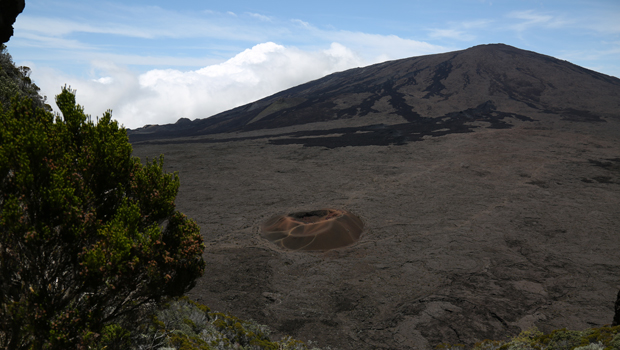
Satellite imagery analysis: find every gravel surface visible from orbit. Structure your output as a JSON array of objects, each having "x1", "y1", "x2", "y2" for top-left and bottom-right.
[{"x1": 132, "y1": 116, "x2": 620, "y2": 349}]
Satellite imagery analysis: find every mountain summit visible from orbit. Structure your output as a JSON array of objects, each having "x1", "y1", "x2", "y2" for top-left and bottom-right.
[{"x1": 129, "y1": 44, "x2": 620, "y2": 146}]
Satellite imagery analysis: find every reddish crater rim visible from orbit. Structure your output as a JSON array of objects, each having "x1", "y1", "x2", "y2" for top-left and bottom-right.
[{"x1": 260, "y1": 209, "x2": 364, "y2": 251}]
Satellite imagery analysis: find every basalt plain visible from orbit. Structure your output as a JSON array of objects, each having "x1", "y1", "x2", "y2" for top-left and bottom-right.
[{"x1": 129, "y1": 44, "x2": 620, "y2": 350}]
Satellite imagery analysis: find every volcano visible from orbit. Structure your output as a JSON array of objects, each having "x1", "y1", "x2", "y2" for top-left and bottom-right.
[
  {"x1": 129, "y1": 43, "x2": 619, "y2": 146},
  {"x1": 130, "y1": 44, "x2": 620, "y2": 349}
]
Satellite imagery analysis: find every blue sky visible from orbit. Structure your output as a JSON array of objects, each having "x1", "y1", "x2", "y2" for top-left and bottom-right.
[{"x1": 5, "y1": 0, "x2": 620, "y2": 129}]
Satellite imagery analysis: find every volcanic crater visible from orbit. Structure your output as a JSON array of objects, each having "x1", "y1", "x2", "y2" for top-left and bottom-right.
[{"x1": 261, "y1": 209, "x2": 364, "y2": 251}]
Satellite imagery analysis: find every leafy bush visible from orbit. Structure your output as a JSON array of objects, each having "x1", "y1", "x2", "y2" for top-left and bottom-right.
[{"x1": 0, "y1": 88, "x2": 205, "y2": 349}]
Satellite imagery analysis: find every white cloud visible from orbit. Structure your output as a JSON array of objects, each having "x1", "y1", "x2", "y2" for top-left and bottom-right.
[
  {"x1": 82, "y1": 52, "x2": 223, "y2": 69},
  {"x1": 247, "y1": 12, "x2": 273, "y2": 22},
  {"x1": 461, "y1": 19, "x2": 494, "y2": 29},
  {"x1": 291, "y1": 19, "x2": 311, "y2": 28},
  {"x1": 30, "y1": 62, "x2": 146, "y2": 124},
  {"x1": 93, "y1": 77, "x2": 113, "y2": 84},
  {"x1": 427, "y1": 19, "x2": 491, "y2": 41},
  {"x1": 126, "y1": 42, "x2": 364, "y2": 128},
  {"x1": 322, "y1": 31, "x2": 448, "y2": 63},
  {"x1": 579, "y1": 12, "x2": 620, "y2": 35},
  {"x1": 14, "y1": 7, "x2": 269, "y2": 43},
  {"x1": 15, "y1": 16, "x2": 156, "y2": 38},
  {"x1": 506, "y1": 10, "x2": 570, "y2": 31},
  {"x1": 428, "y1": 29, "x2": 474, "y2": 41},
  {"x1": 31, "y1": 42, "x2": 367, "y2": 129},
  {"x1": 13, "y1": 4, "x2": 448, "y2": 71},
  {"x1": 14, "y1": 32, "x2": 95, "y2": 50},
  {"x1": 14, "y1": 4, "x2": 451, "y2": 129}
]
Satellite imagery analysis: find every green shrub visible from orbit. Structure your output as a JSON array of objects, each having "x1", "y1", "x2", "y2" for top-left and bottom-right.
[{"x1": 0, "y1": 88, "x2": 205, "y2": 349}]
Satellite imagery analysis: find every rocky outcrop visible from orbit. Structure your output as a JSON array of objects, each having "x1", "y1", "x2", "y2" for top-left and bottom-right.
[{"x1": 0, "y1": 0, "x2": 25, "y2": 44}]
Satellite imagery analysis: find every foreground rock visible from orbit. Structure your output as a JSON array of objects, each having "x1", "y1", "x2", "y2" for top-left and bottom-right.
[
  {"x1": 0, "y1": 0, "x2": 25, "y2": 44},
  {"x1": 131, "y1": 44, "x2": 620, "y2": 349}
]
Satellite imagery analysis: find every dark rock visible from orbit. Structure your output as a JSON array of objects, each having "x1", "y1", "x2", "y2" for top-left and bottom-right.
[
  {"x1": 0, "y1": 0, "x2": 25, "y2": 44},
  {"x1": 613, "y1": 290, "x2": 620, "y2": 326}
]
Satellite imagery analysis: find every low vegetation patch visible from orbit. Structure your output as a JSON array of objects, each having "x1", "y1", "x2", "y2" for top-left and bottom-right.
[
  {"x1": 436, "y1": 326, "x2": 620, "y2": 350},
  {"x1": 131, "y1": 297, "x2": 329, "y2": 350}
]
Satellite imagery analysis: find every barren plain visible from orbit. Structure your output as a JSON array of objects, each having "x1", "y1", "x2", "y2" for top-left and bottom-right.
[
  {"x1": 130, "y1": 44, "x2": 620, "y2": 349},
  {"x1": 132, "y1": 118, "x2": 620, "y2": 349}
]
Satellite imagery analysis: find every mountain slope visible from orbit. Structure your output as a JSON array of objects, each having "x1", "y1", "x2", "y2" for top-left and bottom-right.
[{"x1": 129, "y1": 44, "x2": 620, "y2": 146}]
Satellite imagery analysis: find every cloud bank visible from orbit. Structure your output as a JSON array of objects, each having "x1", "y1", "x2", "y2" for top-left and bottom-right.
[
  {"x1": 15, "y1": 4, "x2": 451, "y2": 130},
  {"x1": 33, "y1": 42, "x2": 377, "y2": 129}
]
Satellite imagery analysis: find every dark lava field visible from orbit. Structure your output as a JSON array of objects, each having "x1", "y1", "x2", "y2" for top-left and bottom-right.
[{"x1": 130, "y1": 44, "x2": 620, "y2": 349}]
